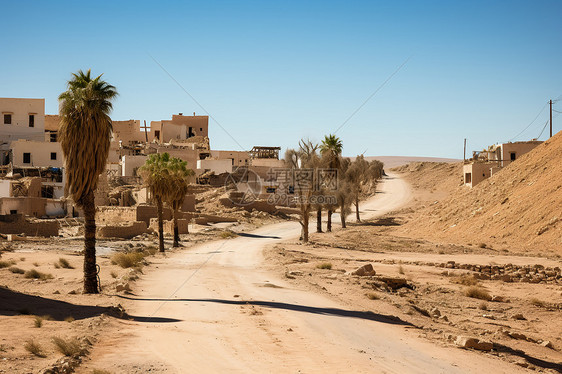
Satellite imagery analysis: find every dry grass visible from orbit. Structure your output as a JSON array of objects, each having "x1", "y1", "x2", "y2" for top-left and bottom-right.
[
  {"x1": 111, "y1": 252, "x2": 147, "y2": 269},
  {"x1": 24, "y1": 269, "x2": 53, "y2": 280},
  {"x1": 34, "y1": 316, "x2": 44, "y2": 328},
  {"x1": 220, "y1": 231, "x2": 238, "y2": 239},
  {"x1": 24, "y1": 339, "x2": 46, "y2": 357},
  {"x1": 464, "y1": 286, "x2": 491, "y2": 301},
  {"x1": 9, "y1": 266, "x2": 24, "y2": 274},
  {"x1": 110, "y1": 270, "x2": 118, "y2": 278},
  {"x1": 451, "y1": 275, "x2": 479, "y2": 286},
  {"x1": 478, "y1": 302, "x2": 488, "y2": 310},
  {"x1": 366, "y1": 292, "x2": 380, "y2": 300},
  {"x1": 316, "y1": 262, "x2": 333, "y2": 270},
  {"x1": 398, "y1": 265, "x2": 405, "y2": 275},
  {"x1": 0, "y1": 259, "x2": 16, "y2": 268},
  {"x1": 530, "y1": 298, "x2": 547, "y2": 308},
  {"x1": 57, "y1": 258, "x2": 73, "y2": 269},
  {"x1": 51, "y1": 337, "x2": 84, "y2": 357},
  {"x1": 92, "y1": 370, "x2": 112, "y2": 374},
  {"x1": 64, "y1": 316, "x2": 75, "y2": 323}
]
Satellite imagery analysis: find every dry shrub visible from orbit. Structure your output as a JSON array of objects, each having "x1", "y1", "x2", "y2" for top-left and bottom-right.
[
  {"x1": 366, "y1": 292, "x2": 380, "y2": 300},
  {"x1": 220, "y1": 231, "x2": 238, "y2": 239},
  {"x1": 24, "y1": 339, "x2": 45, "y2": 357},
  {"x1": 51, "y1": 337, "x2": 84, "y2": 357},
  {"x1": 111, "y1": 252, "x2": 146, "y2": 269},
  {"x1": 92, "y1": 370, "x2": 112, "y2": 374},
  {"x1": 530, "y1": 298, "x2": 547, "y2": 308},
  {"x1": 478, "y1": 302, "x2": 488, "y2": 311},
  {"x1": 316, "y1": 262, "x2": 332, "y2": 270},
  {"x1": 24, "y1": 269, "x2": 53, "y2": 280},
  {"x1": 451, "y1": 275, "x2": 479, "y2": 286},
  {"x1": 398, "y1": 265, "x2": 405, "y2": 275},
  {"x1": 57, "y1": 258, "x2": 73, "y2": 269},
  {"x1": 110, "y1": 270, "x2": 118, "y2": 278},
  {"x1": 0, "y1": 259, "x2": 16, "y2": 268},
  {"x1": 464, "y1": 286, "x2": 491, "y2": 301},
  {"x1": 9, "y1": 266, "x2": 24, "y2": 274},
  {"x1": 64, "y1": 316, "x2": 75, "y2": 323},
  {"x1": 34, "y1": 316, "x2": 44, "y2": 328}
]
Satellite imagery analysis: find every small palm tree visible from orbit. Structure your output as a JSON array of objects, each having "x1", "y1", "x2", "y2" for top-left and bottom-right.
[
  {"x1": 58, "y1": 69, "x2": 117, "y2": 294},
  {"x1": 320, "y1": 134, "x2": 343, "y2": 231},
  {"x1": 139, "y1": 153, "x2": 174, "y2": 252},
  {"x1": 165, "y1": 157, "x2": 194, "y2": 247}
]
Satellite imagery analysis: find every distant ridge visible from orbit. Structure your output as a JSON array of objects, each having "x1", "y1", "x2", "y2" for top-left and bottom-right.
[{"x1": 358, "y1": 156, "x2": 461, "y2": 169}]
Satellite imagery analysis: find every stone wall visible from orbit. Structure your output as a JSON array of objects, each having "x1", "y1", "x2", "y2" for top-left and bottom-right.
[
  {"x1": 0, "y1": 214, "x2": 58, "y2": 237},
  {"x1": 96, "y1": 206, "x2": 137, "y2": 225},
  {"x1": 97, "y1": 221, "x2": 149, "y2": 239}
]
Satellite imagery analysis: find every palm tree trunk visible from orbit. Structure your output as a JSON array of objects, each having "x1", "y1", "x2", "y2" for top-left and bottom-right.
[
  {"x1": 157, "y1": 196, "x2": 165, "y2": 252},
  {"x1": 355, "y1": 196, "x2": 360, "y2": 222},
  {"x1": 83, "y1": 190, "x2": 98, "y2": 294},
  {"x1": 340, "y1": 201, "x2": 346, "y2": 229},
  {"x1": 327, "y1": 209, "x2": 332, "y2": 232},
  {"x1": 173, "y1": 208, "x2": 180, "y2": 247},
  {"x1": 316, "y1": 207, "x2": 322, "y2": 233},
  {"x1": 303, "y1": 212, "x2": 309, "y2": 242}
]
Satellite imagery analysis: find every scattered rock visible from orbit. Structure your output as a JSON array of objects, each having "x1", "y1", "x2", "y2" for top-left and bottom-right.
[
  {"x1": 454, "y1": 336, "x2": 493, "y2": 351},
  {"x1": 540, "y1": 340, "x2": 554, "y2": 349},
  {"x1": 430, "y1": 307, "x2": 441, "y2": 317},
  {"x1": 511, "y1": 313, "x2": 526, "y2": 320},
  {"x1": 352, "y1": 264, "x2": 376, "y2": 277},
  {"x1": 116, "y1": 282, "x2": 132, "y2": 292}
]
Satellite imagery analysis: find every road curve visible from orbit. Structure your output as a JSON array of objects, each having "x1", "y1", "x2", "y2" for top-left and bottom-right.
[{"x1": 82, "y1": 175, "x2": 525, "y2": 374}]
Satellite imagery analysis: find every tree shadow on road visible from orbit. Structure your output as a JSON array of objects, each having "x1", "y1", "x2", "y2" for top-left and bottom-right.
[
  {"x1": 117, "y1": 295, "x2": 413, "y2": 327},
  {"x1": 0, "y1": 286, "x2": 180, "y2": 323},
  {"x1": 236, "y1": 232, "x2": 282, "y2": 239}
]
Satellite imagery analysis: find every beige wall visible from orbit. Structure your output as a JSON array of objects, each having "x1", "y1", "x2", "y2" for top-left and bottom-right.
[
  {"x1": 211, "y1": 150, "x2": 250, "y2": 167},
  {"x1": 10, "y1": 139, "x2": 63, "y2": 168},
  {"x1": 463, "y1": 162, "x2": 493, "y2": 187},
  {"x1": 122, "y1": 155, "x2": 148, "y2": 177},
  {"x1": 112, "y1": 120, "x2": 146, "y2": 145},
  {"x1": 251, "y1": 158, "x2": 285, "y2": 168},
  {"x1": 197, "y1": 159, "x2": 232, "y2": 175},
  {"x1": 500, "y1": 141, "x2": 542, "y2": 167},
  {"x1": 150, "y1": 114, "x2": 209, "y2": 143},
  {"x1": 0, "y1": 98, "x2": 45, "y2": 144}
]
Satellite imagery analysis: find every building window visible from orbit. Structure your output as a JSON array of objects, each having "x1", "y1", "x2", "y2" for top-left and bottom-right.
[
  {"x1": 10, "y1": 210, "x2": 17, "y2": 215},
  {"x1": 3, "y1": 114, "x2": 11, "y2": 125},
  {"x1": 51, "y1": 152, "x2": 57, "y2": 160},
  {"x1": 50, "y1": 133, "x2": 57, "y2": 142},
  {"x1": 200, "y1": 128, "x2": 203, "y2": 131},
  {"x1": 465, "y1": 173, "x2": 472, "y2": 184},
  {"x1": 510, "y1": 152, "x2": 516, "y2": 161},
  {"x1": 29, "y1": 114, "x2": 35, "y2": 127},
  {"x1": 23, "y1": 153, "x2": 31, "y2": 164},
  {"x1": 41, "y1": 186, "x2": 54, "y2": 198},
  {"x1": 154, "y1": 130, "x2": 160, "y2": 140}
]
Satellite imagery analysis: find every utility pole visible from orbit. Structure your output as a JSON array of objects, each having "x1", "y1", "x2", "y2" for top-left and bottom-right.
[
  {"x1": 463, "y1": 138, "x2": 466, "y2": 162},
  {"x1": 550, "y1": 99, "x2": 553, "y2": 138}
]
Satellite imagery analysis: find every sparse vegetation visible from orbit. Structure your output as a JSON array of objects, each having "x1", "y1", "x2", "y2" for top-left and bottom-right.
[
  {"x1": 51, "y1": 336, "x2": 84, "y2": 357},
  {"x1": 316, "y1": 262, "x2": 333, "y2": 270},
  {"x1": 92, "y1": 370, "x2": 112, "y2": 374},
  {"x1": 9, "y1": 266, "x2": 24, "y2": 274},
  {"x1": 57, "y1": 258, "x2": 74, "y2": 269},
  {"x1": 451, "y1": 275, "x2": 479, "y2": 286},
  {"x1": 24, "y1": 339, "x2": 46, "y2": 357},
  {"x1": 530, "y1": 298, "x2": 547, "y2": 308},
  {"x1": 34, "y1": 316, "x2": 44, "y2": 328},
  {"x1": 366, "y1": 292, "x2": 380, "y2": 300},
  {"x1": 33, "y1": 262, "x2": 40, "y2": 267},
  {"x1": 220, "y1": 231, "x2": 238, "y2": 239},
  {"x1": 111, "y1": 252, "x2": 147, "y2": 269},
  {"x1": 24, "y1": 269, "x2": 54, "y2": 280},
  {"x1": 398, "y1": 265, "x2": 405, "y2": 275},
  {"x1": 110, "y1": 270, "x2": 118, "y2": 278},
  {"x1": 0, "y1": 259, "x2": 16, "y2": 268},
  {"x1": 464, "y1": 286, "x2": 491, "y2": 301},
  {"x1": 478, "y1": 302, "x2": 488, "y2": 311},
  {"x1": 64, "y1": 316, "x2": 75, "y2": 323}
]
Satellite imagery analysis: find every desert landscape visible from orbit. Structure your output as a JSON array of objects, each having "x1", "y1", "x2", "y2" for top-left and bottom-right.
[{"x1": 1, "y1": 133, "x2": 561, "y2": 373}]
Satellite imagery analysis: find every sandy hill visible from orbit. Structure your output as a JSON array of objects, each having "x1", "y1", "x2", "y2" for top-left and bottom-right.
[
  {"x1": 397, "y1": 131, "x2": 562, "y2": 255},
  {"x1": 362, "y1": 156, "x2": 460, "y2": 169}
]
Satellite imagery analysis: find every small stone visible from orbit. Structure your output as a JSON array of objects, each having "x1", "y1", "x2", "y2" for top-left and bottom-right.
[
  {"x1": 511, "y1": 313, "x2": 526, "y2": 320},
  {"x1": 455, "y1": 336, "x2": 493, "y2": 351},
  {"x1": 116, "y1": 282, "x2": 132, "y2": 292},
  {"x1": 351, "y1": 264, "x2": 376, "y2": 277},
  {"x1": 540, "y1": 340, "x2": 554, "y2": 349}
]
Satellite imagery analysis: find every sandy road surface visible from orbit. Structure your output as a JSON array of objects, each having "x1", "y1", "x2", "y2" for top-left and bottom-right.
[{"x1": 82, "y1": 175, "x2": 526, "y2": 373}]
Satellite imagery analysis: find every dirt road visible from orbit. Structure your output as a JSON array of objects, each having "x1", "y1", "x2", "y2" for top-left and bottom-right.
[{"x1": 82, "y1": 175, "x2": 526, "y2": 373}]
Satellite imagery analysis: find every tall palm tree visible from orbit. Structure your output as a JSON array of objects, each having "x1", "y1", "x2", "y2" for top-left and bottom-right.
[
  {"x1": 58, "y1": 69, "x2": 117, "y2": 294},
  {"x1": 165, "y1": 157, "x2": 194, "y2": 247},
  {"x1": 320, "y1": 134, "x2": 343, "y2": 231},
  {"x1": 139, "y1": 153, "x2": 174, "y2": 252}
]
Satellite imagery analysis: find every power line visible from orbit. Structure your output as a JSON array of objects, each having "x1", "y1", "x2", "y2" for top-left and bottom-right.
[
  {"x1": 334, "y1": 55, "x2": 412, "y2": 134},
  {"x1": 509, "y1": 102, "x2": 548, "y2": 142},
  {"x1": 536, "y1": 119, "x2": 549, "y2": 139},
  {"x1": 147, "y1": 53, "x2": 246, "y2": 151}
]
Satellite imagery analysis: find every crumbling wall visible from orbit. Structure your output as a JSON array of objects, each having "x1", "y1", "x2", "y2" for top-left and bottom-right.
[
  {"x1": 97, "y1": 221, "x2": 149, "y2": 239},
  {"x1": 0, "y1": 214, "x2": 58, "y2": 237},
  {"x1": 96, "y1": 206, "x2": 136, "y2": 225},
  {"x1": 136, "y1": 204, "x2": 172, "y2": 226},
  {"x1": 149, "y1": 218, "x2": 190, "y2": 234}
]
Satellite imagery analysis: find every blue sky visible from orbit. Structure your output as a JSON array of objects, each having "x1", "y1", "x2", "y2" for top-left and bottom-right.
[{"x1": 1, "y1": 0, "x2": 561, "y2": 158}]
